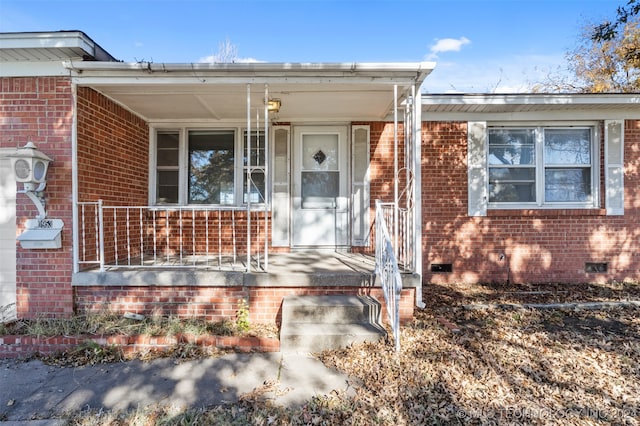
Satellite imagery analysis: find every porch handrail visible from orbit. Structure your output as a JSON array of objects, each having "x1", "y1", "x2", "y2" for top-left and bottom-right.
[
  {"x1": 375, "y1": 200, "x2": 403, "y2": 352},
  {"x1": 76, "y1": 201, "x2": 267, "y2": 272},
  {"x1": 378, "y1": 203, "x2": 414, "y2": 272}
]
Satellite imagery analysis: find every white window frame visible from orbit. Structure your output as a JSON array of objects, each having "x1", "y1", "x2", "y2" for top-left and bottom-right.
[
  {"x1": 486, "y1": 122, "x2": 600, "y2": 210},
  {"x1": 149, "y1": 126, "x2": 268, "y2": 207},
  {"x1": 242, "y1": 129, "x2": 267, "y2": 204}
]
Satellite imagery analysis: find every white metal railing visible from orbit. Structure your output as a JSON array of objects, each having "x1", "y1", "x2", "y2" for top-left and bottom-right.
[
  {"x1": 375, "y1": 200, "x2": 404, "y2": 352},
  {"x1": 378, "y1": 202, "x2": 414, "y2": 272},
  {"x1": 76, "y1": 201, "x2": 268, "y2": 272}
]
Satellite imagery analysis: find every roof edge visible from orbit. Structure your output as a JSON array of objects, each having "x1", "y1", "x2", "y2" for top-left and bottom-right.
[
  {"x1": 421, "y1": 93, "x2": 640, "y2": 105},
  {"x1": 0, "y1": 30, "x2": 117, "y2": 61},
  {"x1": 64, "y1": 60, "x2": 435, "y2": 84}
]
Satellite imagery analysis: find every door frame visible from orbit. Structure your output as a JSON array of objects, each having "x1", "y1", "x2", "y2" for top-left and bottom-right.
[{"x1": 291, "y1": 125, "x2": 349, "y2": 248}]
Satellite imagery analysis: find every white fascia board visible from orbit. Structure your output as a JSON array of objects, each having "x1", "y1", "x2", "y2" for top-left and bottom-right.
[
  {"x1": 421, "y1": 93, "x2": 640, "y2": 106},
  {"x1": 64, "y1": 61, "x2": 436, "y2": 85},
  {"x1": 0, "y1": 61, "x2": 70, "y2": 77}
]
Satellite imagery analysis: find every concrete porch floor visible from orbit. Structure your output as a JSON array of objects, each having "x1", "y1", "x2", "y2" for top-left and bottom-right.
[
  {"x1": 84, "y1": 251, "x2": 375, "y2": 273},
  {"x1": 72, "y1": 251, "x2": 420, "y2": 288},
  {"x1": 264, "y1": 251, "x2": 375, "y2": 274}
]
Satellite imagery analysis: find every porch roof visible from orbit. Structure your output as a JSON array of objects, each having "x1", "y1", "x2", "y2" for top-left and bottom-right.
[{"x1": 65, "y1": 61, "x2": 436, "y2": 122}]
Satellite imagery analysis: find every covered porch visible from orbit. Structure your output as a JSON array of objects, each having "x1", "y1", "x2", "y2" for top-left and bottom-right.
[{"x1": 68, "y1": 61, "x2": 432, "y2": 331}]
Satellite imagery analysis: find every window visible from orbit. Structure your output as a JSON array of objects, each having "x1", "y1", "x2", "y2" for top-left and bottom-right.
[
  {"x1": 152, "y1": 128, "x2": 267, "y2": 205},
  {"x1": 188, "y1": 130, "x2": 235, "y2": 204},
  {"x1": 156, "y1": 131, "x2": 179, "y2": 204},
  {"x1": 243, "y1": 130, "x2": 266, "y2": 203},
  {"x1": 469, "y1": 120, "x2": 624, "y2": 217},
  {"x1": 488, "y1": 129, "x2": 536, "y2": 203},
  {"x1": 487, "y1": 126, "x2": 596, "y2": 208}
]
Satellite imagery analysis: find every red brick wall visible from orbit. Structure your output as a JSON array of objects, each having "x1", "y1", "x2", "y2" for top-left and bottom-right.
[
  {"x1": 76, "y1": 87, "x2": 149, "y2": 205},
  {"x1": 422, "y1": 120, "x2": 640, "y2": 285},
  {"x1": 365, "y1": 121, "x2": 408, "y2": 256},
  {"x1": 0, "y1": 77, "x2": 75, "y2": 318},
  {"x1": 74, "y1": 285, "x2": 415, "y2": 325},
  {"x1": 76, "y1": 87, "x2": 150, "y2": 266},
  {"x1": 74, "y1": 91, "x2": 272, "y2": 266},
  {"x1": 0, "y1": 334, "x2": 280, "y2": 358},
  {"x1": 369, "y1": 122, "x2": 408, "y2": 207}
]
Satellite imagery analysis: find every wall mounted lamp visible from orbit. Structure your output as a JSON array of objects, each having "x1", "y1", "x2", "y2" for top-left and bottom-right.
[
  {"x1": 7, "y1": 142, "x2": 63, "y2": 249},
  {"x1": 8, "y1": 142, "x2": 52, "y2": 219},
  {"x1": 267, "y1": 98, "x2": 281, "y2": 113}
]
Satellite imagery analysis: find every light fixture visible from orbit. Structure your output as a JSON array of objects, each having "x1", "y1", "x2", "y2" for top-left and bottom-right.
[
  {"x1": 267, "y1": 98, "x2": 281, "y2": 113},
  {"x1": 5, "y1": 142, "x2": 64, "y2": 249},
  {"x1": 9, "y1": 141, "x2": 52, "y2": 193}
]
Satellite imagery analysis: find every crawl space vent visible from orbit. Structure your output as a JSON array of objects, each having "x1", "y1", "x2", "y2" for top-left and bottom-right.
[
  {"x1": 430, "y1": 263, "x2": 452, "y2": 273},
  {"x1": 585, "y1": 262, "x2": 608, "y2": 273}
]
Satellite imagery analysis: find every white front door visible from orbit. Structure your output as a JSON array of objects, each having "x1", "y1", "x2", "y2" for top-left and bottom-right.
[
  {"x1": 292, "y1": 126, "x2": 348, "y2": 247},
  {"x1": 0, "y1": 151, "x2": 16, "y2": 321}
]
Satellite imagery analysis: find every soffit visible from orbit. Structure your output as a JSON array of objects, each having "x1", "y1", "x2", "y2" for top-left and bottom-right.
[{"x1": 88, "y1": 82, "x2": 407, "y2": 122}]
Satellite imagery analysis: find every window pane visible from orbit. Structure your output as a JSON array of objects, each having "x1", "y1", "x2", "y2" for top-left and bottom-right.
[
  {"x1": 488, "y1": 129, "x2": 535, "y2": 165},
  {"x1": 302, "y1": 134, "x2": 339, "y2": 171},
  {"x1": 301, "y1": 171, "x2": 339, "y2": 208},
  {"x1": 489, "y1": 164, "x2": 536, "y2": 203},
  {"x1": 157, "y1": 132, "x2": 179, "y2": 167},
  {"x1": 243, "y1": 131, "x2": 265, "y2": 203},
  {"x1": 489, "y1": 182, "x2": 535, "y2": 202},
  {"x1": 489, "y1": 167, "x2": 535, "y2": 181},
  {"x1": 157, "y1": 171, "x2": 178, "y2": 204},
  {"x1": 544, "y1": 129, "x2": 591, "y2": 165},
  {"x1": 545, "y1": 168, "x2": 591, "y2": 202},
  {"x1": 244, "y1": 131, "x2": 265, "y2": 166},
  {"x1": 188, "y1": 131, "x2": 235, "y2": 204},
  {"x1": 243, "y1": 171, "x2": 265, "y2": 203}
]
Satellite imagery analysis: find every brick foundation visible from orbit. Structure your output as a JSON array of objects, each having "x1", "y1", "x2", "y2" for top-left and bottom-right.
[
  {"x1": 74, "y1": 285, "x2": 415, "y2": 326},
  {"x1": 0, "y1": 334, "x2": 279, "y2": 359}
]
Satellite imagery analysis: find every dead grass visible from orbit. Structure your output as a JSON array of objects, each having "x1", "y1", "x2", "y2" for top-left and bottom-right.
[
  {"x1": 56, "y1": 282, "x2": 640, "y2": 424},
  {"x1": 2, "y1": 311, "x2": 279, "y2": 340},
  {"x1": 317, "y1": 281, "x2": 640, "y2": 425}
]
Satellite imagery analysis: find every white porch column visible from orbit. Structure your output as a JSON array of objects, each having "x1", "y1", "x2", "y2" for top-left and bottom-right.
[
  {"x1": 393, "y1": 84, "x2": 399, "y2": 254},
  {"x1": 413, "y1": 84, "x2": 425, "y2": 308},
  {"x1": 263, "y1": 84, "x2": 269, "y2": 271},
  {"x1": 246, "y1": 84, "x2": 252, "y2": 272}
]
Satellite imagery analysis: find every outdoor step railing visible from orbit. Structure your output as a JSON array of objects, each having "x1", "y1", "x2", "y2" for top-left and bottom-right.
[
  {"x1": 378, "y1": 202, "x2": 414, "y2": 273},
  {"x1": 77, "y1": 201, "x2": 268, "y2": 272},
  {"x1": 375, "y1": 200, "x2": 405, "y2": 352}
]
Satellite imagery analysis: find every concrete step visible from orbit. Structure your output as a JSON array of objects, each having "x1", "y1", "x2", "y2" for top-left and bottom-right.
[
  {"x1": 280, "y1": 322, "x2": 386, "y2": 353},
  {"x1": 280, "y1": 295, "x2": 386, "y2": 353},
  {"x1": 281, "y1": 295, "x2": 381, "y2": 324}
]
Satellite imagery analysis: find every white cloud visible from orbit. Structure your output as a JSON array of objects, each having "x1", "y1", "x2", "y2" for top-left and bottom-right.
[{"x1": 427, "y1": 37, "x2": 471, "y2": 60}]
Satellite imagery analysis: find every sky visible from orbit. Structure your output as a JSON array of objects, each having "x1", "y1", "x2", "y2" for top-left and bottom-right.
[{"x1": 0, "y1": 0, "x2": 622, "y2": 93}]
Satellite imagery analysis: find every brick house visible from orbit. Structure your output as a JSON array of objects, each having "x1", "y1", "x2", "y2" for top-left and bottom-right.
[{"x1": 1, "y1": 31, "x2": 638, "y2": 325}]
